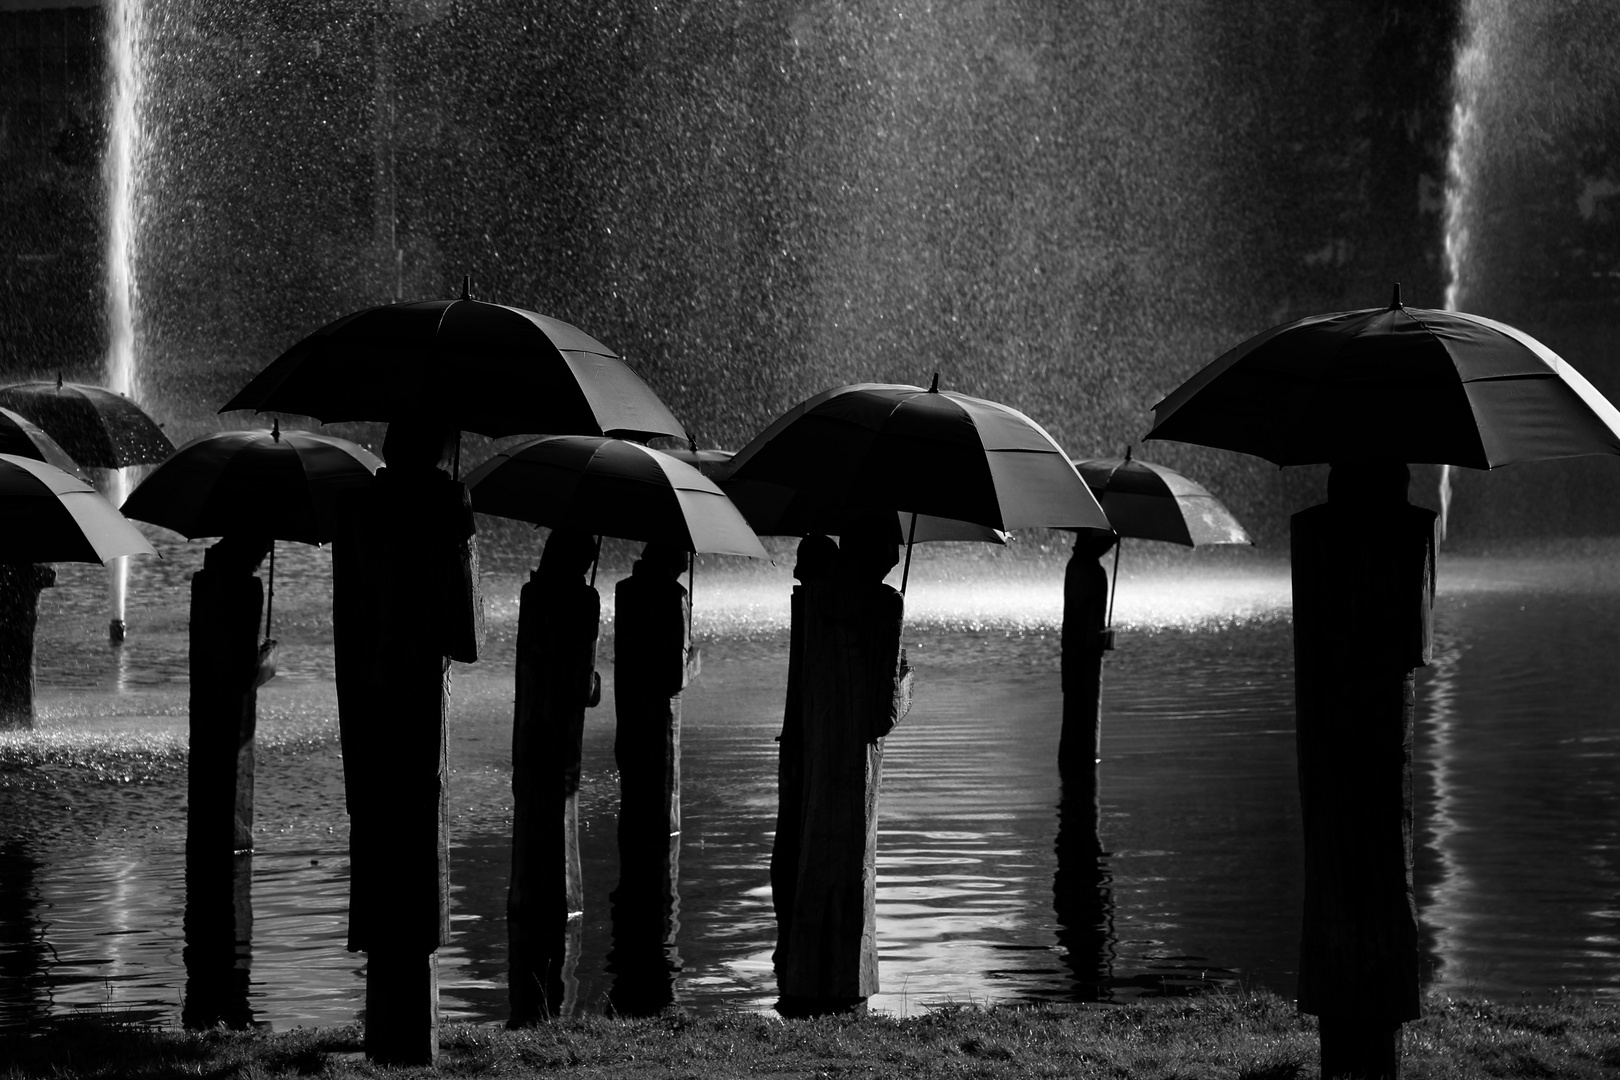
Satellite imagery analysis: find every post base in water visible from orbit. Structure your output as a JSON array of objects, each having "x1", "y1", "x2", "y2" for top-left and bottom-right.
[{"x1": 108, "y1": 619, "x2": 127, "y2": 646}]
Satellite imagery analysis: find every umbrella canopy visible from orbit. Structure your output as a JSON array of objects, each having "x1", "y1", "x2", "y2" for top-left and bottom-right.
[
  {"x1": 1146, "y1": 285, "x2": 1620, "y2": 469},
  {"x1": 719, "y1": 475, "x2": 1008, "y2": 545},
  {"x1": 0, "y1": 378, "x2": 174, "y2": 469},
  {"x1": 120, "y1": 422, "x2": 382, "y2": 544},
  {"x1": 725, "y1": 377, "x2": 1111, "y2": 534},
  {"x1": 221, "y1": 290, "x2": 685, "y2": 441},
  {"x1": 0, "y1": 453, "x2": 157, "y2": 564},
  {"x1": 0, "y1": 407, "x2": 83, "y2": 476},
  {"x1": 465, "y1": 435, "x2": 768, "y2": 558},
  {"x1": 1074, "y1": 449, "x2": 1250, "y2": 547}
]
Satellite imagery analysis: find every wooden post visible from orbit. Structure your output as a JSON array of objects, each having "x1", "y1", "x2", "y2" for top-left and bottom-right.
[
  {"x1": 1292, "y1": 462, "x2": 1434, "y2": 1080},
  {"x1": 508, "y1": 529, "x2": 600, "y2": 1025},
  {"x1": 1052, "y1": 779, "x2": 1114, "y2": 1001},
  {"x1": 1060, "y1": 534, "x2": 1116, "y2": 775},
  {"x1": 606, "y1": 543, "x2": 696, "y2": 1015},
  {"x1": 182, "y1": 851, "x2": 254, "y2": 1029},
  {"x1": 331, "y1": 422, "x2": 481, "y2": 1066},
  {"x1": 778, "y1": 526, "x2": 913, "y2": 1016},
  {"x1": 187, "y1": 535, "x2": 271, "y2": 859},
  {"x1": 771, "y1": 536, "x2": 838, "y2": 975},
  {"x1": 0, "y1": 564, "x2": 55, "y2": 730}
]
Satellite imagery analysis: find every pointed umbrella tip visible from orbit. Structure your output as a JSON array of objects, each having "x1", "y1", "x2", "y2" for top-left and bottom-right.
[
  {"x1": 1391, "y1": 282, "x2": 1404, "y2": 309},
  {"x1": 271, "y1": 417, "x2": 281, "y2": 442},
  {"x1": 461, "y1": 275, "x2": 470, "y2": 301},
  {"x1": 55, "y1": 371, "x2": 63, "y2": 389},
  {"x1": 1124, "y1": 444, "x2": 1133, "y2": 461},
  {"x1": 928, "y1": 372, "x2": 940, "y2": 393}
]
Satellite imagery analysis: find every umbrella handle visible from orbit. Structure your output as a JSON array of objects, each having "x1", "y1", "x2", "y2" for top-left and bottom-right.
[
  {"x1": 1106, "y1": 536, "x2": 1121, "y2": 629},
  {"x1": 688, "y1": 551, "x2": 695, "y2": 643},
  {"x1": 900, "y1": 512, "x2": 919, "y2": 596},
  {"x1": 264, "y1": 540, "x2": 275, "y2": 641}
]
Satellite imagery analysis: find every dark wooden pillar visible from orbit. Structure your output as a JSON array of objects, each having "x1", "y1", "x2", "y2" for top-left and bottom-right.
[
  {"x1": 778, "y1": 528, "x2": 912, "y2": 1016},
  {"x1": 182, "y1": 851, "x2": 254, "y2": 1030},
  {"x1": 0, "y1": 564, "x2": 55, "y2": 730},
  {"x1": 1060, "y1": 533, "x2": 1116, "y2": 775},
  {"x1": 772, "y1": 536, "x2": 838, "y2": 977},
  {"x1": 1292, "y1": 462, "x2": 1434, "y2": 1080},
  {"x1": 331, "y1": 423, "x2": 481, "y2": 1066},
  {"x1": 508, "y1": 529, "x2": 600, "y2": 1025},
  {"x1": 607, "y1": 543, "x2": 696, "y2": 1015},
  {"x1": 187, "y1": 536, "x2": 271, "y2": 859}
]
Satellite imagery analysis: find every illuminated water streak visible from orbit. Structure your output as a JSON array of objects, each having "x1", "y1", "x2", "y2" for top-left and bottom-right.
[
  {"x1": 1438, "y1": 0, "x2": 1501, "y2": 542},
  {"x1": 104, "y1": 0, "x2": 144, "y2": 642}
]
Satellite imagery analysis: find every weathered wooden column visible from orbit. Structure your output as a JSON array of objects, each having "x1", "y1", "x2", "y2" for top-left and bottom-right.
[
  {"x1": 1059, "y1": 533, "x2": 1116, "y2": 775},
  {"x1": 508, "y1": 529, "x2": 600, "y2": 1025},
  {"x1": 187, "y1": 535, "x2": 272, "y2": 860},
  {"x1": 778, "y1": 524, "x2": 913, "y2": 1016},
  {"x1": 1292, "y1": 462, "x2": 1434, "y2": 1080},
  {"x1": 770, "y1": 534, "x2": 838, "y2": 976},
  {"x1": 0, "y1": 563, "x2": 55, "y2": 729},
  {"x1": 182, "y1": 851, "x2": 254, "y2": 1029},
  {"x1": 332, "y1": 420, "x2": 481, "y2": 1066},
  {"x1": 606, "y1": 542, "x2": 698, "y2": 1015}
]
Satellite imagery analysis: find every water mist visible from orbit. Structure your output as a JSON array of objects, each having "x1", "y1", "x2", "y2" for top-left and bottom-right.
[
  {"x1": 1439, "y1": 0, "x2": 1498, "y2": 542},
  {"x1": 104, "y1": 0, "x2": 142, "y2": 644}
]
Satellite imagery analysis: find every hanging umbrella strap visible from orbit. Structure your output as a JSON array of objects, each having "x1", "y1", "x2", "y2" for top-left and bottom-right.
[
  {"x1": 1106, "y1": 536, "x2": 1122, "y2": 629},
  {"x1": 264, "y1": 540, "x2": 276, "y2": 640},
  {"x1": 900, "y1": 512, "x2": 919, "y2": 596},
  {"x1": 687, "y1": 551, "x2": 695, "y2": 643}
]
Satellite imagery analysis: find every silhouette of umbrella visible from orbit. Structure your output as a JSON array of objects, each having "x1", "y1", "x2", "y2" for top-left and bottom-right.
[
  {"x1": 697, "y1": 447, "x2": 1009, "y2": 546},
  {"x1": 1073, "y1": 447, "x2": 1251, "y2": 625},
  {"x1": 0, "y1": 453, "x2": 157, "y2": 564},
  {"x1": 719, "y1": 475, "x2": 1009, "y2": 546},
  {"x1": 1146, "y1": 284, "x2": 1620, "y2": 467},
  {"x1": 0, "y1": 407, "x2": 83, "y2": 476},
  {"x1": 725, "y1": 375, "x2": 1108, "y2": 590},
  {"x1": 0, "y1": 377, "x2": 173, "y2": 469},
  {"x1": 121, "y1": 421, "x2": 381, "y2": 638},
  {"x1": 465, "y1": 435, "x2": 766, "y2": 559},
  {"x1": 221, "y1": 283, "x2": 684, "y2": 441}
]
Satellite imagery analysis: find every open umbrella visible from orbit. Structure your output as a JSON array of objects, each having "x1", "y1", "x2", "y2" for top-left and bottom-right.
[
  {"x1": 0, "y1": 376, "x2": 173, "y2": 469},
  {"x1": 0, "y1": 453, "x2": 157, "y2": 564},
  {"x1": 725, "y1": 375, "x2": 1109, "y2": 590},
  {"x1": 0, "y1": 407, "x2": 83, "y2": 476},
  {"x1": 719, "y1": 476, "x2": 1008, "y2": 546},
  {"x1": 220, "y1": 283, "x2": 685, "y2": 442},
  {"x1": 1146, "y1": 284, "x2": 1620, "y2": 467},
  {"x1": 465, "y1": 436, "x2": 766, "y2": 559},
  {"x1": 1073, "y1": 446, "x2": 1251, "y2": 626},
  {"x1": 121, "y1": 421, "x2": 381, "y2": 638},
  {"x1": 466, "y1": 435, "x2": 767, "y2": 638}
]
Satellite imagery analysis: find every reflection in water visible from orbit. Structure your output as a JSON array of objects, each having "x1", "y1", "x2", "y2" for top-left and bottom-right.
[
  {"x1": 4, "y1": 547, "x2": 1620, "y2": 1031},
  {"x1": 606, "y1": 834, "x2": 682, "y2": 1016},
  {"x1": 0, "y1": 840, "x2": 48, "y2": 1030},
  {"x1": 1052, "y1": 778, "x2": 1114, "y2": 1000},
  {"x1": 182, "y1": 852, "x2": 254, "y2": 1029}
]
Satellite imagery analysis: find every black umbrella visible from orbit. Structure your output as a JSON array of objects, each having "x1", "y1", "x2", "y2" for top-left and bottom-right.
[
  {"x1": 726, "y1": 375, "x2": 1109, "y2": 591},
  {"x1": 0, "y1": 407, "x2": 83, "y2": 476},
  {"x1": 1073, "y1": 447, "x2": 1250, "y2": 626},
  {"x1": 465, "y1": 435, "x2": 766, "y2": 559},
  {"x1": 0, "y1": 376, "x2": 173, "y2": 469},
  {"x1": 1146, "y1": 284, "x2": 1620, "y2": 467},
  {"x1": 221, "y1": 282, "x2": 684, "y2": 442},
  {"x1": 0, "y1": 453, "x2": 156, "y2": 564},
  {"x1": 122, "y1": 421, "x2": 381, "y2": 639}
]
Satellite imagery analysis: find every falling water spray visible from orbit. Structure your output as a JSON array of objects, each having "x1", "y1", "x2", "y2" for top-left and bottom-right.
[
  {"x1": 1439, "y1": 0, "x2": 1497, "y2": 542},
  {"x1": 105, "y1": 0, "x2": 142, "y2": 644}
]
